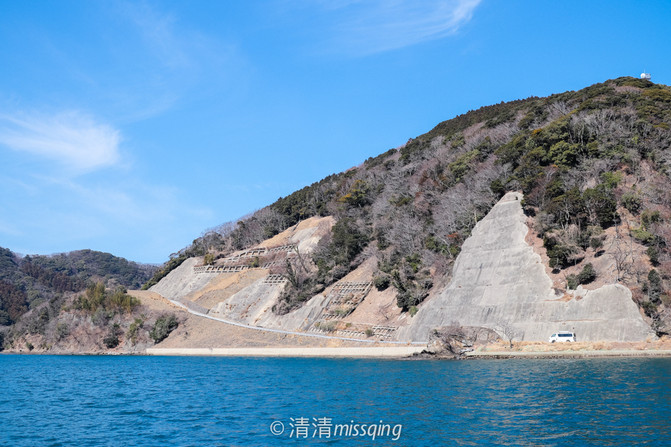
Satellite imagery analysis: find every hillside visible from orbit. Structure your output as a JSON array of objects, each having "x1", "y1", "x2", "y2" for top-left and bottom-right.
[
  {"x1": 5, "y1": 76, "x2": 671, "y2": 352},
  {"x1": 0, "y1": 248, "x2": 156, "y2": 349},
  {"x1": 161, "y1": 77, "x2": 671, "y2": 338}
]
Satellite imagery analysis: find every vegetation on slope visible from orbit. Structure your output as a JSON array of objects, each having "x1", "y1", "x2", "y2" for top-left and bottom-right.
[
  {"x1": 2, "y1": 281, "x2": 178, "y2": 353},
  {"x1": 168, "y1": 77, "x2": 671, "y2": 333},
  {"x1": 0, "y1": 247, "x2": 156, "y2": 327}
]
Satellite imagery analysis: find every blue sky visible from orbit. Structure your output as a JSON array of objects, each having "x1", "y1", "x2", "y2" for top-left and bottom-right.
[{"x1": 1, "y1": 1, "x2": 670, "y2": 264}]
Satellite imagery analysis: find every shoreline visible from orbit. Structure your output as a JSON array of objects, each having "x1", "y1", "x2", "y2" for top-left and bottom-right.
[
  {"x1": 5, "y1": 346, "x2": 671, "y2": 359},
  {"x1": 466, "y1": 349, "x2": 671, "y2": 359},
  {"x1": 139, "y1": 346, "x2": 671, "y2": 359},
  {"x1": 145, "y1": 346, "x2": 425, "y2": 358}
]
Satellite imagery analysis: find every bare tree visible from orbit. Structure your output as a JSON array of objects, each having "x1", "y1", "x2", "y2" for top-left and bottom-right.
[
  {"x1": 275, "y1": 247, "x2": 313, "y2": 290},
  {"x1": 429, "y1": 322, "x2": 473, "y2": 356},
  {"x1": 496, "y1": 320, "x2": 522, "y2": 349},
  {"x1": 377, "y1": 303, "x2": 394, "y2": 322},
  {"x1": 548, "y1": 100, "x2": 571, "y2": 121},
  {"x1": 610, "y1": 224, "x2": 634, "y2": 283}
]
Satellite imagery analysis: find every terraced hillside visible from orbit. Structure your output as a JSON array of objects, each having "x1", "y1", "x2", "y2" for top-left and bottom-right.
[
  {"x1": 5, "y1": 76, "x2": 671, "y2": 350},
  {"x1": 157, "y1": 77, "x2": 671, "y2": 343}
]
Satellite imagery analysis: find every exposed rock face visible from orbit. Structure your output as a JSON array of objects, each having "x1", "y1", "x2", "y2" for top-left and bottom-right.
[
  {"x1": 423, "y1": 326, "x2": 500, "y2": 358},
  {"x1": 399, "y1": 192, "x2": 656, "y2": 343}
]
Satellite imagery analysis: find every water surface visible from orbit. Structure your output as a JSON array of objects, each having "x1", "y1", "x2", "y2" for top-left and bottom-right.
[{"x1": 2, "y1": 355, "x2": 670, "y2": 446}]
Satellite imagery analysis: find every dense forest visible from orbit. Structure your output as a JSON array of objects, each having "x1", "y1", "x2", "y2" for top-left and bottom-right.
[{"x1": 171, "y1": 77, "x2": 671, "y2": 333}]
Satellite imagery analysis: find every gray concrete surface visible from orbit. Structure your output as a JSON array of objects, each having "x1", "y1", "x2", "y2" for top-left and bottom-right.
[
  {"x1": 149, "y1": 257, "x2": 217, "y2": 301},
  {"x1": 398, "y1": 192, "x2": 656, "y2": 343}
]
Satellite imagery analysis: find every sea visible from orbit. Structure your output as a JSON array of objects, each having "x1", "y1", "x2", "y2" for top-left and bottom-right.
[{"x1": 1, "y1": 355, "x2": 670, "y2": 446}]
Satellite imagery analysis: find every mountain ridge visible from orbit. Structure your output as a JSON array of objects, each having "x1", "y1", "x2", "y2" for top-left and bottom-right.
[
  {"x1": 3, "y1": 76, "x2": 671, "y2": 351},
  {"x1": 172, "y1": 76, "x2": 671, "y2": 339}
]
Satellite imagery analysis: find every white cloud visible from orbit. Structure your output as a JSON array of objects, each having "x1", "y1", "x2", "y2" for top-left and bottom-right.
[
  {"x1": 0, "y1": 111, "x2": 121, "y2": 173},
  {"x1": 314, "y1": 0, "x2": 482, "y2": 55}
]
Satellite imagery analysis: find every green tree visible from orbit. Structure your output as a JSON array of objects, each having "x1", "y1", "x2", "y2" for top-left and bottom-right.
[
  {"x1": 583, "y1": 186, "x2": 618, "y2": 228},
  {"x1": 448, "y1": 149, "x2": 480, "y2": 182},
  {"x1": 547, "y1": 141, "x2": 579, "y2": 167},
  {"x1": 203, "y1": 253, "x2": 215, "y2": 265},
  {"x1": 577, "y1": 263, "x2": 596, "y2": 284},
  {"x1": 590, "y1": 236, "x2": 604, "y2": 252},
  {"x1": 373, "y1": 274, "x2": 390, "y2": 291},
  {"x1": 647, "y1": 269, "x2": 663, "y2": 303},
  {"x1": 56, "y1": 322, "x2": 69, "y2": 340},
  {"x1": 76, "y1": 283, "x2": 139, "y2": 314},
  {"x1": 338, "y1": 180, "x2": 371, "y2": 208},
  {"x1": 150, "y1": 314, "x2": 179, "y2": 343},
  {"x1": 103, "y1": 323, "x2": 122, "y2": 348},
  {"x1": 647, "y1": 246, "x2": 660, "y2": 265},
  {"x1": 544, "y1": 235, "x2": 576, "y2": 269},
  {"x1": 621, "y1": 193, "x2": 642, "y2": 214},
  {"x1": 127, "y1": 318, "x2": 144, "y2": 345},
  {"x1": 330, "y1": 218, "x2": 368, "y2": 266}
]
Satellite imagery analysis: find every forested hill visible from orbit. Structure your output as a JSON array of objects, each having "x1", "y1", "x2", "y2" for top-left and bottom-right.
[
  {"x1": 171, "y1": 76, "x2": 671, "y2": 333},
  {"x1": 4, "y1": 76, "x2": 670, "y2": 350},
  {"x1": 0, "y1": 247, "x2": 156, "y2": 326}
]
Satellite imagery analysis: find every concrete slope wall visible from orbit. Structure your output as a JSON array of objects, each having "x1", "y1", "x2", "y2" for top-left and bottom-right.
[
  {"x1": 209, "y1": 280, "x2": 328, "y2": 331},
  {"x1": 399, "y1": 192, "x2": 655, "y2": 343},
  {"x1": 150, "y1": 258, "x2": 218, "y2": 301},
  {"x1": 148, "y1": 216, "x2": 337, "y2": 333}
]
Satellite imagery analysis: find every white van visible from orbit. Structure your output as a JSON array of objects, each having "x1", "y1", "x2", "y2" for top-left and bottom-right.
[{"x1": 548, "y1": 331, "x2": 576, "y2": 343}]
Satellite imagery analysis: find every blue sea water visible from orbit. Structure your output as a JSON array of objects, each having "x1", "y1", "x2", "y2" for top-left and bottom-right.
[{"x1": 1, "y1": 355, "x2": 670, "y2": 446}]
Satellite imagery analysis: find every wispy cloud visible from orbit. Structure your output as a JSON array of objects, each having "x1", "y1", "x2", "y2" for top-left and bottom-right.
[
  {"x1": 310, "y1": 0, "x2": 482, "y2": 55},
  {"x1": 0, "y1": 111, "x2": 121, "y2": 173},
  {"x1": 106, "y1": 1, "x2": 241, "y2": 122},
  {"x1": 0, "y1": 2, "x2": 245, "y2": 261},
  {"x1": 120, "y1": 1, "x2": 193, "y2": 70},
  {"x1": 0, "y1": 171, "x2": 214, "y2": 262}
]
